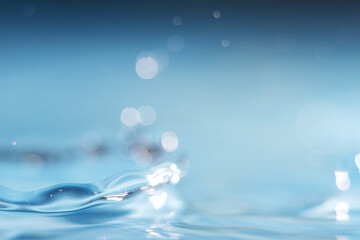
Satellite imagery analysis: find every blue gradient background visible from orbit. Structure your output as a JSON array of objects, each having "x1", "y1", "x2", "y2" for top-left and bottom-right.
[{"x1": 2, "y1": 0, "x2": 360, "y2": 212}]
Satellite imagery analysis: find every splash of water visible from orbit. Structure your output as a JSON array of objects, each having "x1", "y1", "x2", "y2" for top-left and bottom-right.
[{"x1": 0, "y1": 162, "x2": 183, "y2": 214}]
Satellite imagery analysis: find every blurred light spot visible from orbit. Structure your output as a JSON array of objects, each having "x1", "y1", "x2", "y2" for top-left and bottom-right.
[
  {"x1": 12, "y1": 141, "x2": 17, "y2": 146},
  {"x1": 138, "y1": 105, "x2": 156, "y2": 126},
  {"x1": 213, "y1": 10, "x2": 221, "y2": 19},
  {"x1": 172, "y1": 16, "x2": 182, "y2": 26},
  {"x1": 136, "y1": 57, "x2": 159, "y2": 79},
  {"x1": 121, "y1": 108, "x2": 140, "y2": 127},
  {"x1": 355, "y1": 154, "x2": 360, "y2": 172},
  {"x1": 167, "y1": 34, "x2": 184, "y2": 52},
  {"x1": 315, "y1": 47, "x2": 330, "y2": 62},
  {"x1": 335, "y1": 171, "x2": 350, "y2": 191},
  {"x1": 276, "y1": 34, "x2": 295, "y2": 51},
  {"x1": 161, "y1": 132, "x2": 178, "y2": 152},
  {"x1": 336, "y1": 28, "x2": 353, "y2": 45},
  {"x1": 221, "y1": 39, "x2": 230, "y2": 48},
  {"x1": 335, "y1": 201, "x2": 350, "y2": 222},
  {"x1": 23, "y1": 2, "x2": 36, "y2": 16},
  {"x1": 149, "y1": 191, "x2": 167, "y2": 210},
  {"x1": 296, "y1": 101, "x2": 349, "y2": 152}
]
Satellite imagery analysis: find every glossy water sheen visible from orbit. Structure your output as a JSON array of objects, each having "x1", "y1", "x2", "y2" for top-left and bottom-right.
[{"x1": 1, "y1": 158, "x2": 359, "y2": 240}]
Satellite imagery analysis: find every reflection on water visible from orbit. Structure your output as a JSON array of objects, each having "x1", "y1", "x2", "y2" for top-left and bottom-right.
[
  {"x1": 2, "y1": 1, "x2": 360, "y2": 239},
  {"x1": 2, "y1": 128, "x2": 360, "y2": 239}
]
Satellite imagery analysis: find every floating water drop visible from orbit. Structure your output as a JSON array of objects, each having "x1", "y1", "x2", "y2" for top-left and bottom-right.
[
  {"x1": 161, "y1": 132, "x2": 178, "y2": 152},
  {"x1": 221, "y1": 39, "x2": 230, "y2": 48},
  {"x1": 135, "y1": 57, "x2": 159, "y2": 79},
  {"x1": 213, "y1": 10, "x2": 221, "y2": 19},
  {"x1": 121, "y1": 108, "x2": 140, "y2": 127}
]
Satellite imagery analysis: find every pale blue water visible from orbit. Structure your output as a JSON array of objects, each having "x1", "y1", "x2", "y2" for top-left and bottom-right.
[
  {"x1": 1, "y1": 131, "x2": 360, "y2": 240},
  {"x1": 2, "y1": 1, "x2": 360, "y2": 238}
]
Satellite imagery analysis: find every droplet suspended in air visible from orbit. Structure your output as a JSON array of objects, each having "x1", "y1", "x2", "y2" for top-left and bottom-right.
[
  {"x1": 221, "y1": 39, "x2": 230, "y2": 48},
  {"x1": 161, "y1": 132, "x2": 178, "y2": 152},
  {"x1": 213, "y1": 10, "x2": 221, "y2": 19},
  {"x1": 135, "y1": 57, "x2": 159, "y2": 79},
  {"x1": 120, "y1": 108, "x2": 140, "y2": 127}
]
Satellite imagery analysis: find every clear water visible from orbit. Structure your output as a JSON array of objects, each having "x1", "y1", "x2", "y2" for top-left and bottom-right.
[
  {"x1": 2, "y1": 1, "x2": 360, "y2": 239},
  {"x1": 1, "y1": 132, "x2": 359, "y2": 240}
]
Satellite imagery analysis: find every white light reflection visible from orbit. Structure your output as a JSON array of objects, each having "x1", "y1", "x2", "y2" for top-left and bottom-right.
[
  {"x1": 147, "y1": 168, "x2": 172, "y2": 187},
  {"x1": 138, "y1": 105, "x2": 156, "y2": 126},
  {"x1": 104, "y1": 192, "x2": 128, "y2": 202},
  {"x1": 355, "y1": 154, "x2": 360, "y2": 172},
  {"x1": 221, "y1": 39, "x2": 230, "y2": 48},
  {"x1": 146, "y1": 164, "x2": 182, "y2": 187},
  {"x1": 136, "y1": 57, "x2": 159, "y2": 79},
  {"x1": 149, "y1": 191, "x2": 168, "y2": 210},
  {"x1": 12, "y1": 141, "x2": 17, "y2": 146},
  {"x1": 161, "y1": 132, "x2": 178, "y2": 152},
  {"x1": 146, "y1": 225, "x2": 181, "y2": 239},
  {"x1": 167, "y1": 34, "x2": 184, "y2": 52},
  {"x1": 335, "y1": 201, "x2": 350, "y2": 222},
  {"x1": 146, "y1": 226, "x2": 165, "y2": 239},
  {"x1": 120, "y1": 108, "x2": 140, "y2": 127},
  {"x1": 335, "y1": 171, "x2": 350, "y2": 191},
  {"x1": 213, "y1": 10, "x2": 221, "y2": 19},
  {"x1": 172, "y1": 16, "x2": 182, "y2": 26}
]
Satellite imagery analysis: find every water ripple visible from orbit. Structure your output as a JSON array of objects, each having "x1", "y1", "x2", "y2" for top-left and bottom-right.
[{"x1": 0, "y1": 162, "x2": 183, "y2": 214}]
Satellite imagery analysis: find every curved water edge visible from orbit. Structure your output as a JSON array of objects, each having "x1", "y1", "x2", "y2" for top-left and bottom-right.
[{"x1": 0, "y1": 162, "x2": 184, "y2": 214}]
